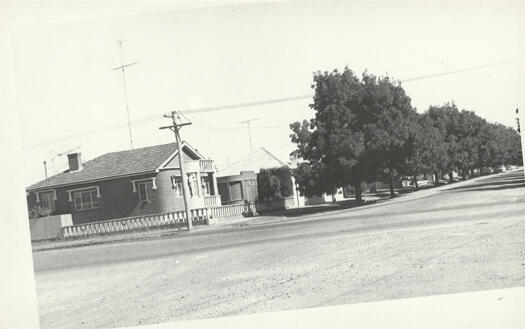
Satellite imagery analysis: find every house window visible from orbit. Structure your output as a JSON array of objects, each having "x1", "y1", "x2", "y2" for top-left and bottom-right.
[
  {"x1": 188, "y1": 174, "x2": 198, "y2": 197},
  {"x1": 73, "y1": 189, "x2": 99, "y2": 211},
  {"x1": 201, "y1": 176, "x2": 210, "y2": 196},
  {"x1": 171, "y1": 176, "x2": 183, "y2": 197},
  {"x1": 39, "y1": 191, "x2": 56, "y2": 212},
  {"x1": 137, "y1": 181, "x2": 155, "y2": 202}
]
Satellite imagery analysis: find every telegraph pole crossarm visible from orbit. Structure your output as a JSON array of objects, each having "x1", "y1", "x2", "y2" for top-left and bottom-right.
[{"x1": 160, "y1": 111, "x2": 193, "y2": 231}]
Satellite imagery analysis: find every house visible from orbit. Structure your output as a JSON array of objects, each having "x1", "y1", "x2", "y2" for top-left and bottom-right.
[
  {"x1": 216, "y1": 147, "x2": 301, "y2": 207},
  {"x1": 216, "y1": 171, "x2": 258, "y2": 205},
  {"x1": 26, "y1": 142, "x2": 221, "y2": 225}
]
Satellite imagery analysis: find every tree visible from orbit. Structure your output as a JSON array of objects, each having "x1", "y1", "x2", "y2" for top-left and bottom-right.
[
  {"x1": 290, "y1": 67, "x2": 417, "y2": 201},
  {"x1": 403, "y1": 113, "x2": 448, "y2": 187},
  {"x1": 456, "y1": 110, "x2": 485, "y2": 179},
  {"x1": 291, "y1": 162, "x2": 330, "y2": 197},
  {"x1": 290, "y1": 68, "x2": 368, "y2": 203},
  {"x1": 425, "y1": 103, "x2": 464, "y2": 183},
  {"x1": 358, "y1": 74, "x2": 418, "y2": 197},
  {"x1": 423, "y1": 104, "x2": 522, "y2": 178}
]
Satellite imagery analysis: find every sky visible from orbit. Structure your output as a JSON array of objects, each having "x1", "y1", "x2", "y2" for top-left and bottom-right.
[{"x1": 9, "y1": 0, "x2": 521, "y2": 186}]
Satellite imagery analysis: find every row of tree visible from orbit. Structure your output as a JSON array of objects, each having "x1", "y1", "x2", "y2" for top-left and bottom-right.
[{"x1": 290, "y1": 67, "x2": 522, "y2": 202}]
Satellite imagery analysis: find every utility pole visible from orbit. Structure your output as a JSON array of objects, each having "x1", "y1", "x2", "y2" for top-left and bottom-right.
[
  {"x1": 239, "y1": 118, "x2": 258, "y2": 152},
  {"x1": 112, "y1": 40, "x2": 139, "y2": 150},
  {"x1": 516, "y1": 108, "x2": 520, "y2": 134},
  {"x1": 160, "y1": 111, "x2": 193, "y2": 231}
]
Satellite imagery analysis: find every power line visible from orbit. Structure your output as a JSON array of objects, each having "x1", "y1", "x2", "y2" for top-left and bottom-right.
[
  {"x1": 22, "y1": 60, "x2": 512, "y2": 150},
  {"x1": 401, "y1": 61, "x2": 512, "y2": 83},
  {"x1": 185, "y1": 95, "x2": 313, "y2": 114},
  {"x1": 198, "y1": 122, "x2": 284, "y2": 131}
]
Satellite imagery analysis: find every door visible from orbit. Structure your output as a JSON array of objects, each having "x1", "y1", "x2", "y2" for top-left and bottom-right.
[{"x1": 229, "y1": 181, "x2": 243, "y2": 201}]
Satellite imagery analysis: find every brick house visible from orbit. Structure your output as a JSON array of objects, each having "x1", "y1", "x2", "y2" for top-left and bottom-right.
[{"x1": 26, "y1": 142, "x2": 221, "y2": 225}]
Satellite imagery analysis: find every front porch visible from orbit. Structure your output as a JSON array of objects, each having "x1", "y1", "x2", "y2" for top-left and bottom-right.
[{"x1": 185, "y1": 159, "x2": 222, "y2": 209}]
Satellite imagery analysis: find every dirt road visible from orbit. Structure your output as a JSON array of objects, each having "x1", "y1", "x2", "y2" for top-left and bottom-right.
[{"x1": 34, "y1": 170, "x2": 525, "y2": 329}]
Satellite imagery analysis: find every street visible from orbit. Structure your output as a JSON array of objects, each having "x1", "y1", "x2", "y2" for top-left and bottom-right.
[{"x1": 33, "y1": 170, "x2": 525, "y2": 329}]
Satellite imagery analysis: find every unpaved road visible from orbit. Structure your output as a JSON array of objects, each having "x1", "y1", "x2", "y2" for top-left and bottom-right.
[{"x1": 33, "y1": 170, "x2": 525, "y2": 329}]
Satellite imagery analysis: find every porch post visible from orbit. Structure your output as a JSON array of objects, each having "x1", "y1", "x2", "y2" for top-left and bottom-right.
[
  {"x1": 196, "y1": 172, "x2": 202, "y2": 197},
  {"x1": 212, "y1": 172, "x2": 219, "y2": 196}
]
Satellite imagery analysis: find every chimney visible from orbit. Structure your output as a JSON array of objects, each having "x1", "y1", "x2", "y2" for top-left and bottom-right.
[{"x1": 67, "y1": 153, "x2": 82, "y2": 171}]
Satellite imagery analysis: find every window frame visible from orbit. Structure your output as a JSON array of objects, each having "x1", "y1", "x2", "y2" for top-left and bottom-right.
[
  {"x1": 171, "y1": 176, "x2": 183, "y2": 198},
  {"x1": 201, "y1": 176, "x2": 211, "y2": 196},
  {"x1": 72, "y1": 188, "x2": 99, "y2": 211},
  {"x1": 37, "y1": 190, "x2": 57, "y2": 212},
  {"x1": 137, "y1": 180, "x2": 154, "y2": 202}
]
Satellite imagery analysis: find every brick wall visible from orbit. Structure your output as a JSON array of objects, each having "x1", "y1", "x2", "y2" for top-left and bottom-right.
[{"x1": 27, "y1": 171, "x2": 186, "y2": 225}]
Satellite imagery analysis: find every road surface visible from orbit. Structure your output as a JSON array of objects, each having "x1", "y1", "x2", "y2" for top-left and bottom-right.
[{"x1": 33, "y1": 170, "x2": 525, "y2": 329}]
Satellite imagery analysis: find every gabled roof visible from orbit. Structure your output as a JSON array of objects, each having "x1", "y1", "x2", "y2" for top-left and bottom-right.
[
  {"x1": 216, "y1": 147, "x2": 288, "y2": 177},
  {"x1": 27, "y1": 142, "x2": 202, "y2": 191}
]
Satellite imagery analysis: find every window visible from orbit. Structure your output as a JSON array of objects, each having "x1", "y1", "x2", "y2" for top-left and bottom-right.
[
  {"x1": 201, "y1": 176, "x2": 210, "y2": 196},
  {"x1": 171, "y1": 176, "x2": 183, "y2": 197},
  {"x1": 188, "y1": 174, "x2": 198, "y2": 197},
  {"x1": 73, "y1": 189, "x2": 99, "y2": 211},
  {"x1": 39, "y1": 191, "x2": 56, "y2": 212},
  {"x1": 137, "y1": 181, "x2": 155, "y2": 202}
]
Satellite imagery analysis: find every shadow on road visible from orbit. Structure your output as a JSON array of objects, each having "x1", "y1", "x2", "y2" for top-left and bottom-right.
[
  {"x1": 262, "y1": 187, "x2": 428, "y2": 218},
  {"x1": 263, "y1": 171, "x2": 524, "y2": 218},
  {"x1": 446, "y1": 171, "x2": 525, "y2": 193},
  {"x1": 263, "y1": 200, "x2": 361, "y2": 218}
]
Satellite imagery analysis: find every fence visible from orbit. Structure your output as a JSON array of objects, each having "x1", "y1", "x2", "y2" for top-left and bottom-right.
[
  {"x1": 62, "y1": 208, "x2": 211, "y2": 239},
  {"x1": 61, "y1": 203, "x2": 254, "y2": 239},
  {"x1": 204, "y1": 194, "x2": 222, "y2": 207},
  {"x1": 30, "y1": 214, "x2": 73, "y2": 241},
  {"x1": 255, "y1": 197, "x2": 295, "y2": 213},
  {"x1": 208, "y1": 203, "x2": 248, "y2": 218},
  {"x1": 61, "y1": 196, "x2": 297, "y2": 239}
]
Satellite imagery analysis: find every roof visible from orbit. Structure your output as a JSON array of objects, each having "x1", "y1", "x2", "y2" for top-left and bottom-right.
[
  {"x1": 27, "y1": 142, "x2": 199, "y2": 191},
  {"x1": 216, "y1": 147, "x2": 288, "y2": 177}
]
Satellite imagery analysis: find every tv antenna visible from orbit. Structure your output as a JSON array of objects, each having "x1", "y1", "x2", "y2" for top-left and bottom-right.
[
  {"x1": 112, "y1": 39, "x2": 139, "y2": 150},
  {"x1": 239, "y1": 118, "x2": 258, "y2": 152},
  {"x1": 44, "y1": 145, "x2": 81, "y2": 177}
]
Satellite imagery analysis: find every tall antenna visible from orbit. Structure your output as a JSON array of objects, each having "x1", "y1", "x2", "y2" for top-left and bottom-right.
[
  {"x1": 239, "y1": 118, "x2": 258, "y2": 152},
  {"x1": 112, "y1": 39, "x2": 139, "y2": 150}
]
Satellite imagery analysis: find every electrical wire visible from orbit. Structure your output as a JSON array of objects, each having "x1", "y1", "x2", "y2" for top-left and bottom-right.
[{"x1": 22, "y1": 60, "x2": 512, "y2": 150}]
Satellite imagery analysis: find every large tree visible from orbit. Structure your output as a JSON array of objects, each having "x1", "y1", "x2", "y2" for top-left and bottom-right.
[
  {"x1": 456, "y1": 110, "x2": 486, "y2": 178},
  {"x1": 425, "y1": 103, "x2": 464, "y2": 182},
  {"x1": 290, "y1": 67, "x2": 417, "y2": 201},
  {"x1": 403, "y1": 112, "x2": 448, "y2": 187},
  {"x1": 359, "y1": 73, "x2": 418, "y2": 197}
]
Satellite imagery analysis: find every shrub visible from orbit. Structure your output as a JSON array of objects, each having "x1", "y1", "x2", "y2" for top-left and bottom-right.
[
  {"x1": 28, "y1": 204, "x2": 52, "y2": 219},
  {"x1": 257, "y1": 166, "x2": 293, "y2": 200}
]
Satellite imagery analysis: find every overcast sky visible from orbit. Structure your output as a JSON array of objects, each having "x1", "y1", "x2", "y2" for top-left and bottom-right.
[{"x1": 10, "y1": 0, "x2": 521, "y2": 186}]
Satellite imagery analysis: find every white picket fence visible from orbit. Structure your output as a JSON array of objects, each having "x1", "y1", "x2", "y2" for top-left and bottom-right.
[{"x1": 62, "y1": 204, "x2": 250, "y2": 239}]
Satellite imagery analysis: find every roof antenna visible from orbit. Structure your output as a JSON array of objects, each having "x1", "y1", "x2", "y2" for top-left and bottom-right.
[
  {"x1": 113, "y1": 39, "x2": 139, "y2": 150},
  {"x1": 239, "y1": 118, "x2": 258, "y2": 152}
]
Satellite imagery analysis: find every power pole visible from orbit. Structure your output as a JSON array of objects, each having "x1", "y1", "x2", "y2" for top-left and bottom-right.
[
  {"x1": 239, "y1": 118, "x2": 258, "y2": 152},
  {"x1": 160, "y1": 111, "x2": 193, "y2": 231},
  {"x1": 516, "y1": 108, "x2": 520, "y2": 134},
  {"x1": 112, "y1": 40, "x2": 139, "y2": 150}
]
